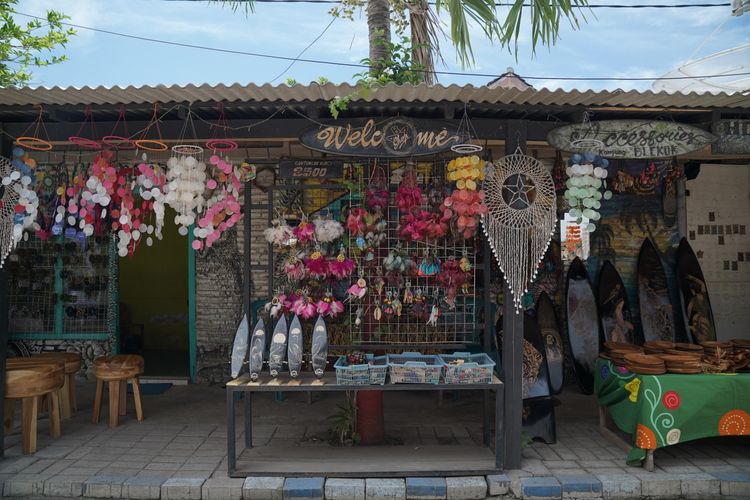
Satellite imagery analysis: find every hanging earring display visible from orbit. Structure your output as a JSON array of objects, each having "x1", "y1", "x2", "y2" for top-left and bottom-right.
[
  {"x1": 205, "y1": 102, "x2": 239, "y2": 152},
  {"x1": 482, "y1": 148, "x2": 557, "y2": 312},
  {"x1": 68, "y1": 105, "x2": 102, "y2": 150},
  {"x1": 135, "y1": 103, "x2": 169, "y2": 152},
  {"x1": 103, "y1": 104, "x2": 137, "y2": 150},
  {"x1": 15, "y1": 105, "x2": 53, "y2": 151}
]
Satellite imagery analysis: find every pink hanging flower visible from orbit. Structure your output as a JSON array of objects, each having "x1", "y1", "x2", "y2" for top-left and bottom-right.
[
  {"x1": 346, "y1": 208, "x2": 368, "y2": 235},
  {"x1": 283, "y1": 256, "x2": 307, "y2": 282},
  {"x1": 329, "y1": 255, "x2": 356, "y2": 279},
  {"x1": 346, "y1": 282, "x2": 367, "y2": 299},
  {"x1": 293, "y1": 220, "x2": 315, "y2": 243},
  {"x1": 304, "y1": 251, "x2": 329, "y2": 279}
]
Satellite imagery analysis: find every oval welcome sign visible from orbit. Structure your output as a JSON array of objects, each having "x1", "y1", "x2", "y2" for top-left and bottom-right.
[
  {"x1": 547, "y1": 120, "x2": 716, "y2": 159},
  {"x1": 300, "y1": 118, "x2": 469, "y2": 157}
]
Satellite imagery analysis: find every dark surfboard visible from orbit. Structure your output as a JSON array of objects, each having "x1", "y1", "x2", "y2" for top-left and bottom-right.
[
  {"x1": 522, "y1": 397, "x2": 557, "y2": 445},
  {"x1": 287, "y1": 315, "x2": 304, "y2": 378},
  {"x1": 566, "y1": 257, "x2": 599, "y2": 395},
  {"x1": 676, "y1": 237, "x2": 717, "y2": 344},
  {"x1": 230, "y1": 315, "x2": 249, "y2": 378},
  {"x1": 248, "y1": 317, "x2": 266, "y2": 380},
  {"x1": 536, "y1": 292, "x2": 564, "y2": 395},
  {"x1": 637, "y1": 238, "x2": 675, "y2": 342},
  {"x1": 597, "y1": 261, "x2": 636, "y2": 345},
  {"x1": 311, "y1": 315, "x2": 328, "y2": 378},
  {"x1": 523, "y1": 310, "x2": 551, "y2": 399}
]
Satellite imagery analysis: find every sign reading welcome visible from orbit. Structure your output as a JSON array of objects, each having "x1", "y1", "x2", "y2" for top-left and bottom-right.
[
  {"x1": 547, "y1": 120, "x2": 715, "y2": 159},
  {"x1": 300, "y1": 118, "x2": 469, "y2": 157}
]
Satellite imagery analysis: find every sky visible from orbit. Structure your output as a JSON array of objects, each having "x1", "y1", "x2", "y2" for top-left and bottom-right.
[{"x1": 13, "y1": 0, "x2": 750, "y2": 92}]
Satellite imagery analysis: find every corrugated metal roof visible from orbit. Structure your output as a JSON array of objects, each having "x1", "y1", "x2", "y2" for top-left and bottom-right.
[{"x1": 0, "y1": 82, "x2": 748, "y2": 109}]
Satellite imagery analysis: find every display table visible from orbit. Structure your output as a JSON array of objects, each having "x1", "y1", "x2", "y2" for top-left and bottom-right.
[
  {"x1": 226, "y1": 372, "x2": 503, "y2": 477},
  {"x1": 595, "y1": 359, "x2": 750, "y2": 469}
]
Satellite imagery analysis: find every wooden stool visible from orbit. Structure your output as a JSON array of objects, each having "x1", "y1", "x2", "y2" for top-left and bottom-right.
[
  {"x1": 5, "y1": 363, "x2": 64, "y2": 454},
  {"x1": 92, "y1": 355, "x2": 145, "y2": 428},
  {"x1": 34, "y1": 352, "x2": 82, "y2": 419},
  {"x1": 5, "y1": 357, "x2": 67, "y2": 423}
]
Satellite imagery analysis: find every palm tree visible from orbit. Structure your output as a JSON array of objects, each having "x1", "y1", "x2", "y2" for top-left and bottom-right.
[{"x1": 211, "y1": 0, "x2": 590, "y2": 83}]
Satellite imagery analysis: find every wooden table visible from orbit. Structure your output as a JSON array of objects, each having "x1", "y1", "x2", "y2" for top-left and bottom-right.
[{"x1": 226, "y1": 372, "x2": 504, "y2": 477}]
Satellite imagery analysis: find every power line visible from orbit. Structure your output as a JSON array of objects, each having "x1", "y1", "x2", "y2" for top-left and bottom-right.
[
  {"x1": 11, "y1": 10, "x2": 750, "y2": 82},
  {"x1": 165, "y1": 0, "x2": 732, "y2": 7},
  {"x1": 268, "y1": 16, "x2": 336, "y2": 83}
]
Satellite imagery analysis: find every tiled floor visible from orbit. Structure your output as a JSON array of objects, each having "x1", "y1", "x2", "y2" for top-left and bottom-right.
[{"x1": 0, "y1": 381, "x2": 748, "y2": 498}]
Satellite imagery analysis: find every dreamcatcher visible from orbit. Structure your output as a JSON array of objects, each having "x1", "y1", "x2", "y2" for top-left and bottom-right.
[
  {"x1": 481, "y1": 148, "x2": 557, "y2": 312},
  {"x1": 0, "y1": 157, "x2": 24, "y2": 267}
]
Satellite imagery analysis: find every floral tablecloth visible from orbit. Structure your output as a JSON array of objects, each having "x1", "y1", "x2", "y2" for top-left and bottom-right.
[{"x1": 594, "y1": 359, "x2": 750, "y2": 465}]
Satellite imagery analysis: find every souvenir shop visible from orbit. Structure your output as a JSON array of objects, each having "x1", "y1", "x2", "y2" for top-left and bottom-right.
[{"x1": 0, "y1": 83, "x2": 748, "y2": 474}]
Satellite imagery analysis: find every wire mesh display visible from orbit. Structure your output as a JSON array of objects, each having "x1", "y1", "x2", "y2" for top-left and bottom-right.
[
  {"x1": 344, "y1": 159, "x2": 478, "y2": 347},
  {"x1": 6, "y1": 237, "x2": 56, "y2": 333}
]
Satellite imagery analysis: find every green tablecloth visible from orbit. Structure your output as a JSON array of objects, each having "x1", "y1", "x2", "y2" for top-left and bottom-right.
[{"x1": 594, "y1": 359, "x2": 750, "y2": 465}]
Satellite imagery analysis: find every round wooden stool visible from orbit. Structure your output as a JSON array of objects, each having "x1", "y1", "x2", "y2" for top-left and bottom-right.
[
  {"x1": 5, "y1": 363, "x2": 64, "y2": 454},
  {"x1": 92, "y1": 355, "x2": 145, "y2": 428},
  {"x1": 34, "y1": 352, "x2": 81, "y2": 419}
]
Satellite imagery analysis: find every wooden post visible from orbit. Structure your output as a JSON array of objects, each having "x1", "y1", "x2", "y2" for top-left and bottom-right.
[
  {"x1": 502, "y1": 120, "x2": 527, "y2": 470},
  {"x1": 0, "y1": 130, "x2": 10, "y2": 456},
  {"x1": 243, "y1": 181, "x2": 251, "y2": 321}
]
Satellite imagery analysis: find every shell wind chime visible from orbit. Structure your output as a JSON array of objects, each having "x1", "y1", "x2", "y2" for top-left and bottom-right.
[{"x1": 481, "y1": 148, "x2": 557, "y2": 312}]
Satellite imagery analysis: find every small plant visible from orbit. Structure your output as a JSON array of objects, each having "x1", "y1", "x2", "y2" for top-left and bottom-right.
[
  {"x1": 285, "y1": 77, "x2": 297, "y2": 86},
  {"x1": 328, "y1": 391, "x2": 360, "y2": 445}
]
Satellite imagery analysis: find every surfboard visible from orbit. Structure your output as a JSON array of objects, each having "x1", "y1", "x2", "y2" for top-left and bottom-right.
[
  {"x1": 248, "y1": 317, "x2": 266, "y2": 381},
  {"x1": 637, "y1": 238, "x2": 675, "y2": 342},
  {"x1": 522, "y1": 397, "x2": 557, "y2": 445},
  {"x1": 597, "y1": 261, "x2": 636, "y2": 345},
  {"x1": 535, "y1": 292, "x2": 564, "y2": 395},
  {"x1": 311, "y1": 315, "x2": 328, "y2": 378},
  {"x1": 676, "y1": 237, "x2": 717, "y2": 343},
  {"x1": 268, "y1": 315, "x2": 288, "y2": 377},
  {"x1": 287, "y1": 315, "x2": 304, "y2": 378},
  {"x1": 230, "y1": 314, "x2": 249, "y2": 378},
  {"x1": 566, "y1": 257, "x2": 599, "y2": 395},
  {"x1": 523, "y1": 310, "x2": 551, "y2": 400}
]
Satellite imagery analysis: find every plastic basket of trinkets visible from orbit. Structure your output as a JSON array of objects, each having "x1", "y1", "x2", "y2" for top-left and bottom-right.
[
  {"x1": 440, "y1": 352, "x2": 496, "y2": 384},
  {"x1": 387, "y1": 353, "x2": 444, "y2": 384},
  {"x1": 334, "y1": 353, "x2": 388, "y2": 385}
]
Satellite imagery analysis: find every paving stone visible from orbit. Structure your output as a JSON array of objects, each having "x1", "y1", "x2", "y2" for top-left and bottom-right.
[
  {"x1": 0, "y1": 455, "x2": 38, "y2": 473},
  {"x1": 35, "y1": 446, "x2": 77, "y2": 458},
  {"x1": 325, "y1": 478, "x2": 365, "y2": 500},
  {"x1": 542, "y1": 460, "x2": 581, "y2": 470},
  {"x1": 43, "y1": 474, "x2": 88, "y2": 497},
  {"x1": 576, "y1": 460, "x2": 619, "y2": 469},
  {"x1": 697, "y1": 464, "x2": 742, "y2": 474},
  {"x1": 570, "y1": 448, "x2": 598, "y2": 460},
  {"x1": 485, "y1": 474, "x2": 510, "y2": 497},
  {"x1": 712, "y1": 471, "x2": 750, "y2": 497},
  {"x1": 677, "y1": 473, "x2": 720, "y2": 498},
  {"x1": 162, "y1": 477, "x2": 205, "y2": 500},
  {"x1": 366, "y1": 478, "x2": 406, "y2": 500},
  {"x1": 445, "y1": 476, "x2": 486, "y2": 500},
  {"x1": 522, "y1": 476, "x2": 561, "y2": 499},
  {"x1": 638, "y1": 473, "x2": 681, "y2": 498},
  {"x1": 243, "y1": 476, "x2": 284, "y2": 500},
  {"x1": 84, "y1": 474, "x2": 129, "y2": 498},
  {"x1": 536, "y1": 447, "x2": 563, "y2": 461},
  {"x1": 124, "y1": 475, "x2": 169, "y2": 500},
  {"x1": 406, "y1": 477, "x2": 446, "y2": 499},
  {"x1": 3, "y1": 473, "x2": 50, "y2": 497},
  {"x1": 595, "y1": 474, "x2": 640, "y2": 499},
  {"x1": 282, "y1": 477, "x2": 325, "y2": 500},
  {"x1": 522, "y1": 458, "x2": 552, "y2": 475},
  {"x1": 172, "y1": 470, "x2": 215, "y2": 480},
  {"x1": 505, "y1": 470, "x2": 533, "y2": 498},
  {"x1": 557, "y1": 474, "x2": 602, "y2": 499}
]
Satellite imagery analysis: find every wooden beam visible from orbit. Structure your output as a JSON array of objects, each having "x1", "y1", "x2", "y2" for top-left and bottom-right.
[
  {"x1": 502, "y1": 119, "x2": 526, "y2": 470},
  {"x1": 0, "y1": 126, "x2": 10, "y2": 457}
]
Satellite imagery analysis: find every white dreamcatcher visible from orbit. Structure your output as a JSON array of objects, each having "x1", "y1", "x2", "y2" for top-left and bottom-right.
[
  {"x1": 481, "y1": 148, "x2": 557, "y2": 313},
  {"x1": 0, "y1": 156, "x2": 21, "y2": 268}
]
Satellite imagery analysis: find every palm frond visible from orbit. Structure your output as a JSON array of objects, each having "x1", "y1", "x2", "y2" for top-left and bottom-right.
[{"x1": 207, "y1": 0, "x2": 255, "y2": 15}]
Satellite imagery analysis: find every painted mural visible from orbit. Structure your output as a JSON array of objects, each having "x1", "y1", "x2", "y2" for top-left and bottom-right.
[{"x1": 585, "y1": 159, "x2": 684, "y2": 341}]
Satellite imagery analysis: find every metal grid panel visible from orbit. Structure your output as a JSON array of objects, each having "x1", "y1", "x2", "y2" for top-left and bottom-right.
[
  {"x1": 60, "y1": 235, "x2": 110, "y2": 334},
  {"x1": 6, "y1": 237, "x2": 56, "y2": 333}
]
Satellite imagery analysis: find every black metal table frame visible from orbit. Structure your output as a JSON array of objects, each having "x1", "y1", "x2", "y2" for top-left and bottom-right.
[{"x1": 226, "y1": 375, "x2": 504, "y2": 477}]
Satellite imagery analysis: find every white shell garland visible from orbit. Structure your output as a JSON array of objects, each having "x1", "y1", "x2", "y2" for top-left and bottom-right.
[
  {"x1": 481, "y1": 149, "x2": 557, "y2": 313},
  {"x1": 165, "y1": 154, "x2": 206, "y2": 232},
  {"x1": 0, "y1": 156, "x2": 39, "y2": 268},
  {"x1": 563, "y1": 152, "x2": 611, "y2": 233}
]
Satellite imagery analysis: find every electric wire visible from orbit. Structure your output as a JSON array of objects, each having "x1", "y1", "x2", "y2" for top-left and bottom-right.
[
  {"x1": 11, "y1": 10, "x2": 750, "y2": 82},
  {"x1": 165, "y1": 0, "x2": 732, "y2": 7}
]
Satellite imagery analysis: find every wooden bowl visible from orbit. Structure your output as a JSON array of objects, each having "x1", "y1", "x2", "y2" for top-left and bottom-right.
[
  {"x1": 604, "y1": 341, "x2": 642, "y2": 352},
  {"x1": 674, "y1": 342, "x2": 703, "y2": 352},
  {"x1": 624, "y1": 353, "x2": 665, "y2": 367},
  {"x1": 5, "y1": 364, "x2": 65, "y2": 398}
]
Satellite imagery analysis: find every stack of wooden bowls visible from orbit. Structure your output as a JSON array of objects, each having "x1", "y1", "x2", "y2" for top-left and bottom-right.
[
  {"x1": 601, "y1": 342, "x2": 644, "y2": 366},
  {"x1": 657, "y1": 353, "x2": 703, "y2": 374},
  {"x1": 643, "y1": 341, "x2": 675, "y2": 355},
  {"x1": 700, "y1": 341, "x2": 734, "y2": 373},
  {"x1": 731, "y1": 339, "x2": 750, "y2": 371},
  {"x1": 623, "y1": 353, "x2": 666, "y2": 375}
]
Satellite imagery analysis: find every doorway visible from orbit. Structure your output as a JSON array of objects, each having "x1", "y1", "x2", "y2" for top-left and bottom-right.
[{"x1": 119, "y1": 207, "x2": 190, "y2": 377}]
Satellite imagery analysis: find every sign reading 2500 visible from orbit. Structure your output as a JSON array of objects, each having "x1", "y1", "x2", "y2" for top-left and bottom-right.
[{"x1": 300, "y1": 118, "x2": 469, "y2": 157}]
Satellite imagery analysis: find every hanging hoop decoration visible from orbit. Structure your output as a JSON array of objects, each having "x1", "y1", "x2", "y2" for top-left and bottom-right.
[
  {"x1": 68, "y1": 105, "x2": 102, "y2": 150},
  {"x1": 205, "y1": 102, "x2": 238, "y2": 152},
  {"x1": 481, "y1": 148, "x2": 557, "y2": 313},
  {"x1": 134, "y1": 103, "x2": 168, "y2": 152},
  {"x1": 172, "y1": 144, "x2": 204, "y2": 156},
  {"x1": 450, "y1": 104, "x2": 483, "y2": 154},
  {"x1": 103, "y1": 104, "x2": 136, "y2": 150},
  {"x1": 15, "y1": 105, "x2": 53, "y2": 151}
]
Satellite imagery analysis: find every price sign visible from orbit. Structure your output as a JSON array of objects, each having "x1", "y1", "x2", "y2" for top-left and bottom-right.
[{"x1": 278, "y1": 159, "x2": 343, "y2": 179}]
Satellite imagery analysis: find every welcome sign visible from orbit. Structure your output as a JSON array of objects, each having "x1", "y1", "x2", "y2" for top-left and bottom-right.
[
  {"x1": 547, "y1": 120, "x2": 716, "y2": 159},
  {"x1": 300, "y1": 118, "x2": 469, "y2": 157}
]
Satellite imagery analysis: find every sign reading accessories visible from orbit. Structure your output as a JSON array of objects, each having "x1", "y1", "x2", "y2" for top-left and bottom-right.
[
  {"x1": 300, "y1": 118, "x2": 469, "y2": 157},
  {"x1": 547, "y1": 120, "x2": 716, "y2": 159}
]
